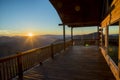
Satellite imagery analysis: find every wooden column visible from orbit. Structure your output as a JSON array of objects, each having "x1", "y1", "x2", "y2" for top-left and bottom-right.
[
  {"x1": 105, "y1": 26, "x2": 109, "y2": 53},
  {"x1": 118, "y1": 20, "x2": 120, "y2": 77},
  {"x1": 71, "y1": 27, "x2": 73, "y2": 46},
  {"x1": 101, "y1": 28, "x2": 103, "y2": 46},
  {"x1": 99, "y1": 28, "x2": 103, "y2": 46},
  {"x1": 97, "y1": 26, "x2": 99, "y2": 46},
  {"x1": 63, "y1": 25, "x2": 66, "y2": 50}
]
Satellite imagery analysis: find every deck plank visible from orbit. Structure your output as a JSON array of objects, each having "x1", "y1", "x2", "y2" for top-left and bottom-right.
[{"x1": 23, "y1": 46, "x2": 115, "y2": 80}]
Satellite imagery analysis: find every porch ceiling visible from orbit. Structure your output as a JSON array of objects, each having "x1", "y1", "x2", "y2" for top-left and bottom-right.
[{"x1": 49, "y1": 0, "x2": 113, "y2": 27}]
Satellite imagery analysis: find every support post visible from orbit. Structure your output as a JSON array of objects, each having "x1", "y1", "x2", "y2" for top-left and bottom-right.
[
  {"x1": 99, "y1": 28, "x2": 103, "y2": 46},
  {"x1": 101, "y1": 28, "x2": 103, "y2": 46},
  {"x1": 97, "y1": 26, "x2": 99, "y2": 46},
  {"x1": 71, "y1": 27, "x2": 73, "y2": 46},
  {"x1": 118, "y1": 20, "x2": 120, "y2": 78},
  {"x1": 63, "y1": 25, "x2": 66, "y2": 50},
  {"x1": 105, "y1": 26, "x2": 109, "y2": 54}
]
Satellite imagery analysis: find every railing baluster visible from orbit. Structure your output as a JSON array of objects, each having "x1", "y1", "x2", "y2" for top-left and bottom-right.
[
  {"x1": 11, "y1": 59, "x2": 14, "y2": 78},
  {"x1": 39, "y1": 49, "x2": 43, "y2": 65},
  {"x1": 11, "y1": 59, "x2": 15, "y2": 77},
  {"x1": 22, "y1": 56, "x2": 24, "y2": 71},
  {"x1": 51, "y1": 44, "x2": 54, "y2": 59},
  {"x1": 1, "y1": 63, "x2": 4, "y2": 80},
  {"x1": 9, "y1": 60, "x2": 12, "y2": 79},
  {"x1": 26, "y1": 55, "x2": 28, "y2": 69},
  {"x1": 25, "y1": 55, "x2": 28, "y2": 70},
  {"x1": 0, "y1": 63, "x2": 3, "y2": 80},
  {"x1": 6, "y1": 61, "x2": 10, "y2": 79},
  {"x1": 14, "y1": 58, "x2": 17, "y2": 76},
  {"x1": 15, "y1": 58, "x2": 18, "y2": 76},
  {"x1": 2, "y1": 62, "x2": 6, "y2": 80},
  {"x1": 13, "y1": 58, "x2": 17, "y2": 77}
]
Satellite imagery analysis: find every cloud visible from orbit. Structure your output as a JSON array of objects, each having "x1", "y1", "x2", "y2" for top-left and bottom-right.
[{"x1": 0, "y1": 30, "x2": 13, "y2": 36}]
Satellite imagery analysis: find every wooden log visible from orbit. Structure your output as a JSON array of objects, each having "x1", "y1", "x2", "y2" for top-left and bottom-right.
[{"x1": 101, "y1": 0, "x2": 120, "y2": 27}]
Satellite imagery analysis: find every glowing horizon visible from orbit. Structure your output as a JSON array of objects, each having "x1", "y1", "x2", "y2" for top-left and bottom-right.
[{"x1": 27, "y1": 33, "x2": 33, "y2": 37}]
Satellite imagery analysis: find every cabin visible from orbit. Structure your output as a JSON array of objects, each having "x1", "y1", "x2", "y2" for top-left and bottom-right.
[{"x1": 0, "y1": 0, "x2": 120, "y2": 80}]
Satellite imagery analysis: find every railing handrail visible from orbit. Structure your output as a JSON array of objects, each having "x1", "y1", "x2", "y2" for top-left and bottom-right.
[
  {"x1": 100, "y1": 46, "x2": 119, "y2": 80},
  {"x1": 73, "y1": 39, "x2": 98, "y2": 40},
  {"x1": 0, "y1": 46, "x2": 47, "y2": 62}
]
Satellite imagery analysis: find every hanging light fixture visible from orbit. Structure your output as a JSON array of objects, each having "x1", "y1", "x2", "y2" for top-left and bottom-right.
[
  {"x1": 75, "y1": 5, "x2": 80, "y2": 12},
  {"x1": 57, "y1": 2, "x2": 63, "y2": 8}
]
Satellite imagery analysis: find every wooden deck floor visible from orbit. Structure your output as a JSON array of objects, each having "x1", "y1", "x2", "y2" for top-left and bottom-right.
[{"x1": 23, "y1": 46, "x2": 115, "y2": 80}]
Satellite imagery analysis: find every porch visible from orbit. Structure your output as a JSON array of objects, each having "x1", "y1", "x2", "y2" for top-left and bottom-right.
[{"x1": 23, "y1": 46, "x2": 115, "y2": 80}]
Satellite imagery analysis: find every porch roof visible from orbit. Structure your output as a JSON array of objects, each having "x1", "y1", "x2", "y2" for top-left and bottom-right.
[{"x1": 50, "y1": 0, "x2": 113, "y2": 27}]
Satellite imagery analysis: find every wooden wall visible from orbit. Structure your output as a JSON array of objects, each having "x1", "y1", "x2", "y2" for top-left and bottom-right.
[{"x1": 101, "y1": 0, "x2": 120, "y2": 27}]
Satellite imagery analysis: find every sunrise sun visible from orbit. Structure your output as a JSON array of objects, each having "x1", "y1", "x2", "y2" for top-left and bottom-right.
[{"x1": 27, "y1": 33, "x2": 33, "y2": 37}]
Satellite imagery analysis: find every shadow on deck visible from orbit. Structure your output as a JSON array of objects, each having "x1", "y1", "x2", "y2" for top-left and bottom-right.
[{"x1": 23, "y1": 46, "x2": 115, "y2": 80}]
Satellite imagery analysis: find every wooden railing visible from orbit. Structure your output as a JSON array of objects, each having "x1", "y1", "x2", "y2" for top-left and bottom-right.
[
  {"x1": 0, "y1": 40, "x2": 72, "y2": 80},
  {"x1": 73, "y1": 39, "x2": 98, "y2": 46},
  {"x1": 100, "y1": 47, "x2": 119, "y2": 80}
]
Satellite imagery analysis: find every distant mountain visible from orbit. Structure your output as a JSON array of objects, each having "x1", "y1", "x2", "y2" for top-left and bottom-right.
[
  {"x1": 74, "y1": 32, "x2": 99, "y2": 39},
  {"x1": 42, "y1": 35, "x2": 71, "y2": 39},
  {"x1": 0, "y1": 35, "x2": 64, "y2": 58},
  {"x1": 3, "y1": 33, "x2": 118, "y2": 58}
]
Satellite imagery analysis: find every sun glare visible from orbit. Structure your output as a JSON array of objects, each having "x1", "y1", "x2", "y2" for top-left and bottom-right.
[{"x1": 28, "y1": 33, "x2": 33, "y2": 37}]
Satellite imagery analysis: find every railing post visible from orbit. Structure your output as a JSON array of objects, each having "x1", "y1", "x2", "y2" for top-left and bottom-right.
[
  {"x1": 17, "y1": 53, "x2": 23, "y2": 80},
  {"x1": 51, "y1": 44, "x2": 54, "y2": 59}
]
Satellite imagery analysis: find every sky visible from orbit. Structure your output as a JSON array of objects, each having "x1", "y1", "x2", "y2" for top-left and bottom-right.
[
  {"x1": 0, "y1": 0, "x2": 62, "y2": 36},
  {"x1": 0, "y1": 0, "x2": 118, "y2": 36}
]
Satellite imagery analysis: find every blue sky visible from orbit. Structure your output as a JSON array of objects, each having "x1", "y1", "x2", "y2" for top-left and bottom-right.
[
  {"x1": 0, "y1": 0, "x2": 116, "y2": 36},
  {"x1": 0, "y1": 0, "x2": 63, "y2": 36}
]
